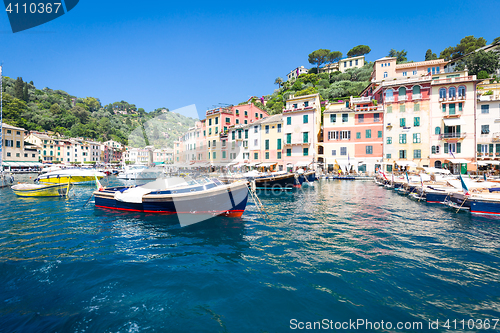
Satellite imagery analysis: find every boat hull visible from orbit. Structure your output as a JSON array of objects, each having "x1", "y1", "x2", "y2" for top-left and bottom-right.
[
  {"x1": 12, "y1": 183, "x2": 72, "y2": 197},
  {"x1": 94, "y1": 181, "x2": 249, "y2": 217},
  {"x1": 38, "y1": 175, "x2": 103, "y2": 185},
  {"x1": 469, "y1": 197, "x2": 500, "y2": 215},
  {"x1": 252, "y1": 173, "x2": 296, "y2": 190}
]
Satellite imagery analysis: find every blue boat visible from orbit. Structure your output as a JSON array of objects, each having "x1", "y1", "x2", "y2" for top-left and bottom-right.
[{"x1": 93, "y1": 177, "x2": 249, "y2": 226}]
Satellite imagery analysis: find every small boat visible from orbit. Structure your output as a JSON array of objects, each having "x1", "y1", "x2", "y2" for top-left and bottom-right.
[
  {"x1": 36, "y1": 168, "x2": 105, "y2": 184},
  {"x1": 11, "y1": 183, "x2": 72, "y2": 197},
  {"x1": 94, "y1": 176, "x2": 249, "y2": 226}
]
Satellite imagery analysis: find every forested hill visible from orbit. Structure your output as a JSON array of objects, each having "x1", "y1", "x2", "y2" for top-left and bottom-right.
[{"x1": 0, "y1": 76, "x2": 196, "y2": 148}]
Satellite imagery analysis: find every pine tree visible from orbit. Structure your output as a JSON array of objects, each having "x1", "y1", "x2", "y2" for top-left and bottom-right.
[{"x1": 14, "y1": 77, "x2": 24, "y2": 100}]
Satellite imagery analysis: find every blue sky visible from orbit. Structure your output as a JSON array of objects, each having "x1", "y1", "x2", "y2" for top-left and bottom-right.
[{"x1": 1, "y1": 0, "x2": 499, "y2": 119}]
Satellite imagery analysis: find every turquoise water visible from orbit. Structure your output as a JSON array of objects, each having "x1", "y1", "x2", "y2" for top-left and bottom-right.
[{"x1": 1, "y1": 178, "x2": 500, "y2": 332}]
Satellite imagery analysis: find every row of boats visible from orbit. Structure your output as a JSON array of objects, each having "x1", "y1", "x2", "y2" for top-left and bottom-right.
[
  {"x1": 375, "y1": 170, "x2": 500, "y2": 216},
  {"x1": 8, "y1": 166, "x2": 320, "y2": 226}
]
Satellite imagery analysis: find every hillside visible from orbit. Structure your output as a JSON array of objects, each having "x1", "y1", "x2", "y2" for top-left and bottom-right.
[{"x1": 0, "y1": 76, "x2": 196, "y2": 148}]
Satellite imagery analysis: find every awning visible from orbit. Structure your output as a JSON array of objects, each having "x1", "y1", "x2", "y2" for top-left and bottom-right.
[
  {"x1": 443, "y1": 118, "x2": 466, "y2": 126},
  {"x1": 226, "y1": 162, "x2": 239, "y2": 166},
  {"x1": 446, "y1": 158, "x2": 470, "y2": 164},
  {"x1": 248, "y1": 162, "x2": 261, "y2": 167},
  {"x1": 396, "y1": 161, "x2": 417, "y2": 167},
  {"x1": 295, "y1": 161, "x2": 312, "y2": 167},
  {"x1": 474, "y1": 161, "x2": 500, "y2": 165},
  {"x1": 421, "y1": 167, "x2": 451, "y2": 174},
  {"x1": 259, "y1": 162, "x2": 277, "y2": 167}
]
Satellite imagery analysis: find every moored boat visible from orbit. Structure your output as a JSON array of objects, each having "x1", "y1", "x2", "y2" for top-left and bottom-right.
[
  {"x1": 11, "y1": 183, "x2": 73, "y2": 197},
  {"x1": 94, "y1": 177, "x2": 249, "y2": 226},
  {"x1": 36, "y1": 168, "x2": 105, "y2": 184}
]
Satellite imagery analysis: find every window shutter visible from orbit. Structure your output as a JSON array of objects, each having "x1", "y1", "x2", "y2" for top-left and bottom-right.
[
  {"x1": 336, "y1": 131, "x2": 339, "y2": 140},
  {"x1": 348, "y1": 131, "x2": 351, "y2": 140},
  {"x1": 444, "y1": 144, "x2": 448, "y2": 154},
  {"x1": 432, "y1": 146, "x2": 436, "y2": 154},
  {"x1": 457, "y1": 142, "x2": 461, "y2": 153},
  {"x1": 490, "y1": 144, "x2": 494, "y2": 153},
  {"x1": 477, "y1": 144, "x2": 481, "y2": 153}
]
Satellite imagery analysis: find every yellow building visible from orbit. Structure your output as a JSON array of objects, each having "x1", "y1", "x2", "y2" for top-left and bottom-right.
[{"x1": 259, "y1": 114, "x2": 284, "y2": 170}]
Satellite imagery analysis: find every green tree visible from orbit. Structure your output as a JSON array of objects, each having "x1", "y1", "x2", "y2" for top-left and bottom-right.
[
  {"x1": 477, "y1": 70, "x2": 489, "y2": 79},
  {"x1": 83, "y1": 96, "x2": 101, "y2": 112},
  {"x1": 347, "y1": 45, "x2": 371, "y2": 57},
  {"x1": 308, "y1": 49, "x2": 330, "y2": 73},
  {"x1": 439, "y1": 35, "x2": 487, "y2": 60},
  {"x1": 71, "y1": 105, "x2": 91, "y2": 124},
  {"x1": 425, "y1": 49, "x2": 437, "y2": 61},
  {"x1": 328, "y1": 51, "x2": 343, "y2": 63},
  {"x1": 274, "y1": 77, "x2": 283, "y2": 88},
  {"x1": 494, "y1": 37, "x2": 500, "y2": 45},
  {"x1": 49, "y1": 103, "x2": 62, "y2": 115},
  {"x1": 465, "y1": 50, "x2": 500, "y2": 75},
  {"x1": 14, "y1": 77, "x2": 24, "y2": 100},
  {"x1": 388, "y1": 49, "x2": 407, "y2": 63}
]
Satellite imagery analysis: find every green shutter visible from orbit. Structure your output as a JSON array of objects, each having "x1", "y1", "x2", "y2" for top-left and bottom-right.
[
  {"x1": 277, "y1": 138, "x2": 282, "y2": 150},
  {"x1": 387, "y1": 106, "x2": 392, "y2": 113},
  {"x1": 477, "y1": 144, "x2": 482, "y2": 153},
  {"x1": 449, "y1": 103, "x2": 456, "y2": 115},
  {"x1": 356, "y1": 132, "x2": 361, "y2": 139},
  {"x1": 496, "y1": 144, "x2": 500, "y2": 153},
  {"x1": 444, "y1": 143, "x2": 448, "y2": 154},
  {"x1": 490, "y1": 144, "x2": 494, "y2": 153},
  {"x1": 457, "y1": 142, "x2": 461, "y2": 153},
  {"x1": 265, "y1": 140, "x2": 269, "y2": 150},
  {"x1": 303, "y1": 132, "x2": 308, "y2": 143},
  {"x1": 414, "y1": 103, "x2": 420, "y2": 111},
  {"x1": 414, "y1": 117, "x2": 420, "y2": 126},
  {"x1": 378, "y1": 131, "x2": 382, "y2": 138},
  {"x1": 400, "y1": 104, "x2": 405, "y2": 112},
  {"x1": 432, "y1": 146, "x2": 436, "y2": 154}
]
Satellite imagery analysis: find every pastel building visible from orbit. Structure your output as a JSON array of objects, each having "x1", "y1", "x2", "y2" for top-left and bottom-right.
[
  {"x1": 429, "y1": 71, "x2": 477, "y2": 174},
  {"x1": 476, "y1": 80, "x2": 500, "y2": 164},
  {"x1": 2, "y1": 123, "x2": 38, "y2": 164},
  {"x1": 320, "y1": 56, "x2": 365, "y2": 74},
  {"x1": 282, "y1": 93, "x2": 321, "y2": 169},
  {"x1": 371, "y1": 57, "x2": 447, "y2": 82},
  {"x1": 259, "y1": 114, "x2": 284, "y2": 170},
  {"x1": 286, "y1": 66, "x2": 309, "y2": 81}
]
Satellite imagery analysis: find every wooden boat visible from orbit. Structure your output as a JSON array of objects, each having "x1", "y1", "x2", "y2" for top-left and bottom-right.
[
  {"x1": 93, "y1": 177, "x2": 249, "y2": 226},
  {"x1": 11, "y1": 183, "x2": 72, "y2": 197}
]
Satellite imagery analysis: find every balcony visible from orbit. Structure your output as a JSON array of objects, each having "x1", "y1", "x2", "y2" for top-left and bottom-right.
[
  {"x1": 478, "y1": 94, "x2": 500, "y2": 102},
  {"x1": 431, "y1": 75, "x2": 475, "y2": 85},
  {"x1": 398, "y1": 96, "x2": 407, "y2": 102},
  {"x1": 220, "y1": 132, "x2": 228, "y2": 139},
  {"x1": 412, "y1": 94, "x2": 421, "y2": 100},
  {"x1": 354, "y1": 105, "x2": 383, "y2": 112},
  {"x1": 351, "y1": 96, "x2": 372, "y2": 103},
  {"x1": 385, "y1": 97, "x2": 394, "y2": 103},
  {"x1": 439, "y1": 132, "x2": 467, "y2": 140}
]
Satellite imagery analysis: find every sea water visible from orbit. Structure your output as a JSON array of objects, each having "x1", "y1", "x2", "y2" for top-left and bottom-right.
[{"x1": 1, "y1": 177, "x2": 500, "y2": 332}]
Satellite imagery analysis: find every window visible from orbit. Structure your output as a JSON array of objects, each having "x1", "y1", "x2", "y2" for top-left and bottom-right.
[
  {"x1": 265, "y1": 125, "x2": 269, "y2": 134},
  {"x1": 222, "y1": 151, "x2": 226, "y2": 159},
  {"x1": 413, "y1": 70, "x2": 417, "y2": 75},
  {"x1": 255, "y1": 113, "x2": 258, "y2": 118},
  {"x1": 244, "y1": 129, "x2": 248, "y2": 139},
  {"x1": 400, "y1": 118, "x2": 406, "y2": 127},
  {"x1": 244, "y1": 111, "x2": 248, "y2": 116},
  {"x1": 449, "y1": 103, "x2": 456, "y2": 115},
  {"x1": 413, "y1": 149, "x2": 421, "y2": 159},
  {"x1": 16, "y1": 141, "x2": 21, "y2": 148},
  {"x1": 265, "y1": 139, "x2": 269, "y2": 150},
  {"x1": 340, "y1": 147, "x2": 347, "y2": 156},
  {"x1": 254, "y1": 139, "x2": 258, "y2": 146},
  {"x1": 209, "y1": 118, "x2": 212, "y2": 126},
  {"x1": 358, "y1": 114, "x2": 364, "y2": 123},
  {"x1": 332, "y1": 150, "x2": 336, "y2": 156},
  {"x1": 235, "y1": 109, "x2": 239, "y2": 115},
  {"x1": 215, "y1": 117, "x2": 219, "y2": 125},
  {"x1": 303, "y1": 148, "x2": 309, "y2": 156},
  {"x1": 366, "y1": 146, "x2": 373, "y2": 154},
  {"x1": 399, "y1": 104, "x2": 405, "y2": 113},
  {"x1": 341, "y1": 130, "x2": 351, "y2": 140},
  {"x1": 213, "y1": 140, "x2": 216, "y2": 147},
  {"x1": 238, "y1": 130, "x2": 242, "y2": 139},
  {"x1": 403, "y1": 71, "x2": 407, "y2": 76},
  {"x1": 458, "y1": 102, "x2": 463, "y2": 111},
  {"x1": 386, "y1": 154, "x2": 392, "y2": 159},
  {"x1": 414, "y1": 117, "x2": 420, "y2": 126},
  {"x1": 449, "y1": 87, "x2": 456, "y2": 98},
  {"x1": 277, "y1": 152, "x2": 282, "y2": 159},
  {"x1": 286, "y1": 149, "x2": 291, "y2": 156},
  {"x1": 277, "y1": 138, "x2": 282, "y2": 150},
  {"x1": 387, "y1": 106, "x2": 392, "y2": 113},
  {"x1": 345, "y1": 62, "x2": 347, "y2": 68},
  {"x1": 236, "y1": 119, "x2": 239, "y2": 124},
  {"x1": 303, "y1": 115, "x2": 308, "y2": 124},
  {"x1": 365, "y1": 129, "x2": 371, "y2": 138},
  {"x1": 378, "y1": 131, "x2": 382, "y2": 138},
  {"x1": 356, "y1": 132, "x2": 361, "y2": 139},
  {"x1": 330, "y1": 114, "x2": 336, "y2": 123},
  {"x1": 225, "y1": 117, "x2": 230, "y2": 123},
  {"x1": 374, "y1": 113, "x2": 380, "y2": 122},
  {"x1": 458, "y1": 86, "x2": 465, "y2": 97},
  {"x1": 213, "y1": 152, "x2": 216, "y2": 159},
  {"x1": 399, "y1": 134, "x2": 407, "y2": 144},
  {"x1": 384, "y1": 72, "x2": 388, "y2": 78},
  {"x1": 277, "y1": 124, "x2": 282, "y2": 132},
  {"x1": 413, "y1": 133, "x2": 421, "y2": 143},
  {"x1": 385, "y1": 89, "x2": 393, "y2": 101},
  {"x1": 439, "y1": 88, "x2": 446, "y2": 99},
  {"x1": 215, "y1": 127, "x2": 219, "y2": 134},
  {"x1": 304, "y1": 101, "x2": 309, "y2": 107},
  {"x1": 412, "y1": 85, "x2": 420, "y2": 97},
  {"x1": 287, "y1": 117, "x2": 291, "y2": 125},
  {"x1": 265, "y1": 152, "x2": 269, "y2": 159},
  {"x1": 399, "y1": 150, "x2": 407, "y2": 159},
  {"x1": 6, "y1": 152, "x2": 10, "y2": 157},
  {"x1": 398, "y1": 87, "x2": 406, "y2": 98},
  {"x1": 414, "y1": 103, "x2": 420, "y2": 111},
  {"x1": 232, "y1": 131, "x2": 235, "y2": 140},
  {"x1": 342, "y1": 114, "x2": 348, "y2": 123},
  {"x1": 481, "y1": 125, "x2": 490, "y2": 134},
  {"x1": 355, "y1": 59, "x2": 358, "y2": 65},
  {"x1": 442, "y1": 104, "x2": 446, "y2": 113},
  {"x1": 481, "y1": 105, "x2": 489, "y2": 114},
  {"x1": 303, "y1": 132, "x2": 309, "y2": 143},
  {"x1": 286, "y1": 133, "x2": 292, "y2": 144},
  {"x1": 349, "y1": 60, "x2": 352, "y2": 66},
  {"x1": 328, "y1": 131, "x2": 339, "y2": 140},
  {"x1": 254, "y1": 152, "x2": 258, "y2": 159},
  {"x1": 387, "y1": 137, "x2": 392, "y2": 144}
]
